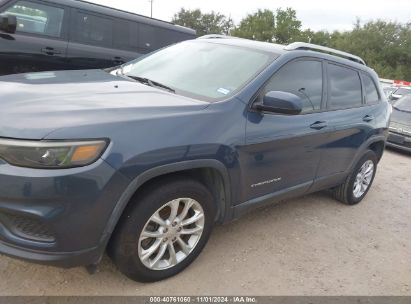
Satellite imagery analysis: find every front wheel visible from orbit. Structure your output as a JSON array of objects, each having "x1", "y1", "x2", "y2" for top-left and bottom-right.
[
  {"x1": 333, "y1": 150, "x2": 378, "y2": 205},
  {"x1": 109, "y1": 177, "x2": 215, "y2": 282}
]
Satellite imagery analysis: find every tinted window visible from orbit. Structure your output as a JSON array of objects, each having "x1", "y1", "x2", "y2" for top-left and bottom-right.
[
  {"x1": 328, "y1": 64, "x2": 362, "y2": 109},
  {"x1": 113, "y1": 19, "x2": 131, "y2": 50},
  {"x1": 264, "y1": 60, "x2": 323, "y2": 112},
  {"x1": 129, "y1": 22, "x2": 140, "y2": 49},
  {"x1": 139, "y1": 24, "x2": 156, "y2": 51},
  {"x1": 363, "y1": 74, "x2": 379, "y2": 103},
  {"x1": 157, "y1": 28, "x2": 181, "y2": 48},
  {"x1": 75, "y1": 12, "x2": 112, "y2": 47},
  {"x1": 1, "y1": 0, "x2": 64, "y2": 37}
]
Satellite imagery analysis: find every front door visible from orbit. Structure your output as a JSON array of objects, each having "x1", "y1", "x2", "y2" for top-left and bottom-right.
[
  {"x1": 242, "y1": 59, "x2": 333, "y2": 202},
  {"x1": 0, "y1": 0, "x2": 68, "y2": 75}
]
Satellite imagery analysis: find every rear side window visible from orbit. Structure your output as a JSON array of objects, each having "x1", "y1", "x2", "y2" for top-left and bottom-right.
[
  {"x1": 139, "y1": 24, "x2": 156, "y2": 51},
  {"x1": 362, "y1": 74, "x2": 379, "y2": 103},
  {"x1": 113, "y1": 19, "x2": 131, "y2": 50},
  {"x1": 264, "y1": 60, "x2": 323, "y2": 113},
  {"x1": 328, "y1": 64, "x2": 362, "y2": 109},
  {"x1": 1, "y1": 0, "x2": 64, "y2": 37},
  {"x1": 130, "y1": 22, "x2": 141, "y2": 49},
  {"x1": 75, "y1": 12, "x2": 113, "y2": 47}
]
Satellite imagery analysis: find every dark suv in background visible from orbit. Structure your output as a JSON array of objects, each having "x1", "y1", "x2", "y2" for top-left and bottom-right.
[
  {"x1": 0, "y1": 0, "x2": 195, "y2": 75},
  {"x1": 0, "y1": 36, "x2": 390, "y2": 282}
]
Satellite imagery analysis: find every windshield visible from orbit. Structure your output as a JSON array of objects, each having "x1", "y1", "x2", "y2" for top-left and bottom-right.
[
  {"x1": 394, "y1": 87, "x2": 411, "y2": 95},
  {"x1": 394, "y1": 96, "x2": 411, "y2": 112},
  {"x1": 121, "y1": 41, "x2": 276, "y2": 101}
]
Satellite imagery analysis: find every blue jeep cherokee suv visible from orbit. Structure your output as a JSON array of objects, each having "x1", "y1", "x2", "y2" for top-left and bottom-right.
[{"x1": 0, "y1": 36, "x2": 390, "y2": 282}]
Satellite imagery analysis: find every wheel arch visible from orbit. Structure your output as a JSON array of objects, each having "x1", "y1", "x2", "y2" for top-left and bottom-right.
[
  {"x1": 101, "y1": 159, "x2": 232, "y2": 248},
  {"x1": 349, "y1": 135, "x2": 386, "y2": 171},
  {"x1": 368, "y1": 140, "x2": 385, "y2": 162}
]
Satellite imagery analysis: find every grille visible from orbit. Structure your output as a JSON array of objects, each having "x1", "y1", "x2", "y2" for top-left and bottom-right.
[{"x1": 2, "y1": 212, "x2": 55, "y2": 242}]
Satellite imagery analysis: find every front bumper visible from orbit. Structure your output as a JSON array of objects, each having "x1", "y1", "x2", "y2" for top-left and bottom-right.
[
  {"x1": 0, "y1": 158, "x2": 130, "y2": 267},
  {"x1": 386, "y1": 131, "x2": 411, "y2": 153},
  {"x1": 0, "y1": 239, "x2": 104, "y2": 268}
]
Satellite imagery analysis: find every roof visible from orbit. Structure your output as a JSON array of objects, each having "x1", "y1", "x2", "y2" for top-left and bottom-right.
[{"x1": 197, "y1": 35, "x2": 287, "y2": 55}]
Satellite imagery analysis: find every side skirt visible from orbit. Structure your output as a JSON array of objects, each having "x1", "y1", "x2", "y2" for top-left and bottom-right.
[{"x1": 230, "y1": 181, "x2": 312, "y2": 220}]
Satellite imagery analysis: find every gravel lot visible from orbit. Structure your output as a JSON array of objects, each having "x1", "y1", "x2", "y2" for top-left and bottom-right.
[{"x1": 0, "y1": 149, "x2": 410, "y2": 296}]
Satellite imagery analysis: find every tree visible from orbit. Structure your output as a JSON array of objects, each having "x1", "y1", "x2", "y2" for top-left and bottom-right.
[
  {"x1": 300, "y1": 29, "x2": 333, "y2": 47},
  {"x1": 172, "y1": 8, "x2": 234, "y2": 36},
  {"x1": 172, "y1": 7, "x2": 411, "y2": 80},
  {"x1": 329, "y1": 20, "x2": 411, "y2": 80},
  {"x1": 232, "y1": 8, "x2": 303, "y2": 44},
  {"x1": 231, "y1": 9, "x2": 276, "y2": 42},
  {"x1": 298, "y1": 20, "x2": 411, "y2": 80},
  {"x1": 274, "y1": 8, "x2": 302, "y2": 44}
]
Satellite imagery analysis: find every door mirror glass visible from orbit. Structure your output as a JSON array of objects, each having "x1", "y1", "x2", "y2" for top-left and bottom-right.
[
  {"x1": 0, "y1": 15, "x2": 17, "y2": 34},
  {"x1": 256, "y1": 91, "x2": 303, "y2": 115}
]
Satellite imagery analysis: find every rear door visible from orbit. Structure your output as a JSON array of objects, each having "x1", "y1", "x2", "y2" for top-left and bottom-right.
[
  {"x1": 67, "y1": 10, "x2": 141, "y2": 70},
  {"x1": 112, "y1": 19, "x2": 143, "y2": 62},
  {"x1": 67, "y1": 9, "x2": 116, "y2": 69},
  {"x1": 315, "y1": 62, "x2": 377, "y2": 180},
  {"x1": 0, "y1": 0, "x2": 69, "y2": 75}
]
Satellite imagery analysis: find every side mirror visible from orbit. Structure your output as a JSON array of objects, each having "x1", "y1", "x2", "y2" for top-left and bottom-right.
[
  {"x1": 0, "y1": 15, "x2": 17, "y2": 34},
  {"x1": 255, "y1": 91, "x2": 303, "y2": 115}
]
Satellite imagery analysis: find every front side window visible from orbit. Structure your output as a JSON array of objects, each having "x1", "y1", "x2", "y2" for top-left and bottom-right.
[
  {"x1": 328, "y1": 64, "x2": 362, "y2": 110},
  {"x1": 363, "y1": 74, "x2": 379, "y2": 104},
  {"x1": 264, "y1": 60, "x2": 323, "y2": 113},
  {"x1": 122, "y1": 41, "x2": 276, "y2": 101},
  {"x1": 75, "y1": 12, "x2": 113, "y2": 47},
  {"x1": 1, "y1": 0, "x2": 64, "y2": 37}
]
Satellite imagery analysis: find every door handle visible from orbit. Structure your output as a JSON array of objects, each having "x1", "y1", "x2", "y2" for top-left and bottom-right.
[
  {"x1": 310, "y1": 121, "x2": 328, "y2": 130},
  {"x1": 41, "y1": 47, "x2": 61, "y2": 55},
  {"x1": 363, "y1": 115, "x2": 374, "y2": 122}
]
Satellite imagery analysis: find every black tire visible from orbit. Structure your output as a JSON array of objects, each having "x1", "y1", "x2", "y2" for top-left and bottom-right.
[
  {"x1": 108, "y1": 177, "x2": 215, "y2": 282},
  {"x1": 333, "y1": 150, "x2": 378, "y2": 205}
]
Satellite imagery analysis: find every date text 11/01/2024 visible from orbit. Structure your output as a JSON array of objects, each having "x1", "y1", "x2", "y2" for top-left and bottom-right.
[{"x1": 149, "y1": 296, "x2": 257, "y2": 303}]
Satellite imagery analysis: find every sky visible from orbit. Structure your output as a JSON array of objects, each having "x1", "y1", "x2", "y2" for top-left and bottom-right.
[{"x1": 87, "y1": 0, "x2": 411, "y2": 32}]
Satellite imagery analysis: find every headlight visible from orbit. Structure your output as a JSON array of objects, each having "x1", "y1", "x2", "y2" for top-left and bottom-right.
[{"x1": 0, "y1": 139, "x2": 108, "y2": 169}]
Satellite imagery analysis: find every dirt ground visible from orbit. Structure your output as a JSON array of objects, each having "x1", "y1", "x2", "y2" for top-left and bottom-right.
[{"x1": 0, "y1": 149, "x2": 410, "y2": 296}]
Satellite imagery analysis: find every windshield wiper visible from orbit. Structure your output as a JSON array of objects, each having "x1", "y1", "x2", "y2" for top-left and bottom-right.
[{"x1": 125, "y1": 75, "x2": 175, "y2": 93}]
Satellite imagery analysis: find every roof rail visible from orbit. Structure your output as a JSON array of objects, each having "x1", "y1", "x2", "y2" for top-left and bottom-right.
[
  {"x1": 197, "y1": 34, "x2": 233, "y2": 39},
  {"x1": 284, "y1": 42, "x2": 366, "y2": 65}
]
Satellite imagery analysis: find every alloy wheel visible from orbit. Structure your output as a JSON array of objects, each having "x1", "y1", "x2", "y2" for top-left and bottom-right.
[
  {"x1": 353, "y1": 160, "x2": 374, "y2": 198},
  {"x1": 138, "y1": 198, "x2": 205, "y2": 270}
]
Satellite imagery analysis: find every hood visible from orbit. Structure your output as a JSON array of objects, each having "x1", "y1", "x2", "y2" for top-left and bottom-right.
[
  {"x1": 0, "y1": 69, "x2": 209, "y2": 139},
  {"x1": 391, "y1": 108, "x2": 411, "y2": 127}
]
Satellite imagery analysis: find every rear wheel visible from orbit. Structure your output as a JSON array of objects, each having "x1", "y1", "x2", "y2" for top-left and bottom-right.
[
  {"x1": 109, "y1": 177, "x2": 215, "y2": 282},
  {"x1": 333, "y1": 150, "x2": 378, "y2": 205}
]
